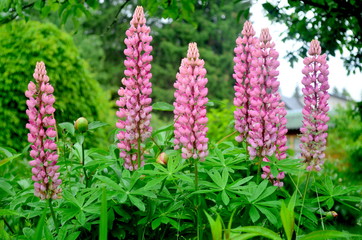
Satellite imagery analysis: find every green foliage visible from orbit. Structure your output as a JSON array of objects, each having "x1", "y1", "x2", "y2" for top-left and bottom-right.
[
  {"x1": 262, "y1": 0, "x2": 362, "y2": 74},
  {"x1": 207, "y1": 100, "x2": 236, "y2": 142},
  {"x1": 326, "y1": 103, "x2": 362, "y2": 179},
  {"x1": 0, "y1": 120, "x2": 361, "y2": 239},
  {"x1": 0, "y1": 20, "x2": 112, "y2": 149},
  {"x1": 150, "y1": 1, "x2": 251, "y2": 104}
]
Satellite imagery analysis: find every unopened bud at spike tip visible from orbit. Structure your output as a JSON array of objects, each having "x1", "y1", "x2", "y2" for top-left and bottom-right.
[
  {"x1": 308, "y1": 39, "x2": 321, "y2": 56},
  {"x1": 260, "y1": 28, "x2": 272, "y2": 43}
]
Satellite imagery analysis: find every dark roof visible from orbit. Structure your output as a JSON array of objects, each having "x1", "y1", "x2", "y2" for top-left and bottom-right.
[{"x1": 282, "y1": 96, "x2": 303, "y2": 110}]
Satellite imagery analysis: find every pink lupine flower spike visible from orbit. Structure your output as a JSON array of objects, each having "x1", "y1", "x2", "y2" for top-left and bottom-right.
[
  {"x1": 116, "y1": 6, "x2": 153, "y2": 171},
  {"x1": 26, "y1": 61, "x2": 61, "y2": 200},
  {"x1": 300, "y1": 40, "x2": 330, "y2": 171},
  {"x1": 233, "y1": 21, "x2": 259, "y2": 143},
  {"x1": 174, "y1": 43, "x2": 209, "y2": 161}
]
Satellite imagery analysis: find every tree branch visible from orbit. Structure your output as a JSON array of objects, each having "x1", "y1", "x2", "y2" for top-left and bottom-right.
[{"x1": 104, "y1": 0, "x2": 131, "y2": 34}]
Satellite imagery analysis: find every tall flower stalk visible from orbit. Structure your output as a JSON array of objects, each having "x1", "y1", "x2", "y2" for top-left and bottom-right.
[
  {"x1": 174, "y1": 42, "x2": 209, "y2": 240},
  {"x1": 116, "y1": 6, "x2": 153, "y2": 171},
  {"x1": 233, "y1": 21, "x2": 259, "y2": 143},
  {"x1": 300, "y1": 39, "x2": 330, "y2": 171},
  {"x1": 26, "y1": 61, "x2": 62, "y2": 200},
  {"x1": 249, "y1": 28, "x2": 288, "y2": 186},
  {"x1": 233, "y1": 24, "x2": 288, "y2": 186},
  {"x1": 173, "y1": 42, "x2": 209, "y2": 162}
]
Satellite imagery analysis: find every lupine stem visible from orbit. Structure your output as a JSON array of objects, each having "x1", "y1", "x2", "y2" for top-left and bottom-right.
[
  {"x1": 81, "y1": 138, "x2": 89, "y2": 187},
  {"x1": 48, "y1": 198, "x2": 59, "y2": 231},
  {"x1": 313, "y1": 172, "x2": 325, "y2": 230},
  {"x1": 216, "y1": 131, "x2": 237, "y2": 145},
  {"x1": 256, "y1": 157, "x2": 262, "y2": 184},
  {"x1": 297, "y1": 171, "x2": 312, "y2": 236},
  {"x1": 194, "y1": 159, "x2": 201, "y2": 240},
  {"x1": 3, "y1": 217, "x2": 14, "y2": 234}
]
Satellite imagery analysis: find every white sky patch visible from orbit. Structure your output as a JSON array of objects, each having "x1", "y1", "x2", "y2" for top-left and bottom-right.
[{"x1": 250, "y1": 0, "x2": 362, "y2": 100}]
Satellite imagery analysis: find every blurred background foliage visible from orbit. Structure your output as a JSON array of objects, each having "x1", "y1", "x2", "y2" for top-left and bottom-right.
[
  {"x1": 0, "y1": 20, "x2": 112, "y2": 149},
  {"x1": 0, "y1": 0, "x2": 361, "y2": 166},
  {"x1": 326, "y1": 103, "x2": 362, "y2": 183}
]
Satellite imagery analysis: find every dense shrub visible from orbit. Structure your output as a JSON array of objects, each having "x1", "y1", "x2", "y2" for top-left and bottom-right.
[
  {"x1": 0, "y1": 20, "x2": 112, "y2": 149},
  {"x1": 207, "y1": 100, "x2": 236, "y2": 142}
]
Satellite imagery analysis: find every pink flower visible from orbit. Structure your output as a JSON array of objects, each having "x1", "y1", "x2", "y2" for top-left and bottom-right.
[
  {"x1": 233, "y1": 26, "x2": 288, "y2": 186},
  {"x1": 26, "y1": 61, "x2": 61, "y2": 200},
  {"x1": 174, "y1": 43, "x2": 209, "y2": 161},
  {"x1": 116, "y1": 6, "x2": 153, "y2": 171},
  {"x1": 300, "y1": 40, "x2": 330, "y2": 171},
  {"x1": 233, "y1": 21, "x2": 259, "y2": 142}
]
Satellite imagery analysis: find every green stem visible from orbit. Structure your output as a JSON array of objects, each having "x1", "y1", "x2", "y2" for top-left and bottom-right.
[
  {"x1": 150, "y1": 136, "x2": 162, "y2": 151},
  {"x1": 158, "y1": 177, "x2": 167, "y2": 194},
  {"x1": 2, "y1": 217, "x2": 14, "y2": 234},
  {"x1": 216, "y1": 131, "x2": 237, "y2": 145},
  {"x1": 137, "y1": 138, "x2": 141, "y2": 169},
  {"x1": 48, "y1": 199, "x2": 59, "y2": 232},
  {"x1": 313, "y1": 173, "x2": 325, "y2": 230},
  {"x1": 288, "y1": 173, "x2": 303, "y2": 196},
  {"x1": 194, "y1": 159, "x2": 202, "y2": 240},
  {"x1": 194, "y1": 160, "x2": 199, "y2": 191},
  {"x1": 256, "y1": 157, "x2": 262, "y2": 184},
  {"x1": 81, "y1": 139, "x2": 89, "y2": 187},
  {"x1": 296, "y1": 171, "x2": 311, "y2": 236}
]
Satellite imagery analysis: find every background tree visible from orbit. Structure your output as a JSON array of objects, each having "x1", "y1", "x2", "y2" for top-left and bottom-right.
[
  {"x1": 262, "y1": 0, "x2": 362, "y2": 74},
  {"x1": 0, "y1": 20, "x2": 112, "y2": 149}
]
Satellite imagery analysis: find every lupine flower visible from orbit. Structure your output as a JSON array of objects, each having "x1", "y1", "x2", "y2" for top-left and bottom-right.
[
  {"x1": 233, "y1": 21, "x2": 259, "y2": 142},
  {"x1": 25, "y1": 61, "x2": 61, "y2": 200},
  {"x1": 246, "y1": 28, "x2": 288, "y2": 186},
  {"x1": 174, "y1": 43, "x2": 209, "y2": 161},
  {"x1": 116, "y1": 6, "x2": 153, "y2": 171},
  {"x1": 300, "y1": 39, "x2": 330, "y2": 171}
]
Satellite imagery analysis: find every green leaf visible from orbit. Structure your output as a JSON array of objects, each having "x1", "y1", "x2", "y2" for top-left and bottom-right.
[
  {"x1": 299, "y1": 230, "x2": 362, "y2": 240},
  {"x1": 76, "y1": 211, "x2": 86, "y2": 226},
  {"x1": 152, "y1": 102, "x2": 174, "y2": 111},
  {"x1": 206, "y1": 101, "x2": 215, "y2": 107},
  {"x1": 204, "y1": 211, "x2": 223, "y2": 240},
  {"x1": 60, "y1": 207, "x2": 80, "y2": 223},
  {"x1": 249, "y1": 180, "x2": 268, "y2": 202},
  {"x1": 280, "y1": 201, "x2": 294, "y2": 240},
  {"x1": 0, "y1": 209, "x2": 22, "y2": 217},
  {"x1": 221, "y1": 190, "x2": 230, "y2": 205},
  {"x1": 249, "y1": 206, "x2": 260, "y2": 223},
  {"x1": 33, "y1": 209, "x2": 46, "y2": 240},
  {"x1": 151, "y1": 218, "x2": 162, "y2": 230},
  {"x1": 63, "y1": 190, "x2": 81, "y2": 208},
  {"x1": 326, "y1": 198, "x2": 334, "y2": 209},
  {"x1": 152, "y1": 123, "x2": 174, "y2": 137},
  {"x1": 232, "y1": 226, "x2": 282, "y2": 240},
  {"x1": 233, "y1": 233, "x2": 259, "y2": 239},
  {"x1": 99, "y1": 187, "x2": 107, "y2": 240},
  {"x1": 256, "y1": 186, "x2": 277, "y2": 202},
  {"x1": 95, "y1": 175, "x2": 124, "y2": 192},
  {"x1": 256, "y1": 206, "x2": 278, "y2": 227},
  {"x1": 0, "y1": 153, "x2": 21, "y2": 167},
  {"x1": 129, "y1": 195, "x2": 145, "y2": 211},
  {"x1": 59, "y1": 122, "x2": 75, "y2": 136},
  {"x1": 65, "y1": 232, "x2": 81, "y2": 240},
  {"x1": 143, "y1": 177, "x2": 167, "y2": 190},
  {"x1": 88, "y1": 121, "x2": 108, "y2": 130}
]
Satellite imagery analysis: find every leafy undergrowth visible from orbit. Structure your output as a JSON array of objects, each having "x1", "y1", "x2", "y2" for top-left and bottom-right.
[{"x1": 0, "y1": 120, "x2": 361, "y2": 240}]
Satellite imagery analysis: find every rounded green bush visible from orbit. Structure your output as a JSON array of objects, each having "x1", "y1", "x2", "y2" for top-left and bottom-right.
[{"x1": 0, "y1": 20, "x2": 112, "y2": 149}]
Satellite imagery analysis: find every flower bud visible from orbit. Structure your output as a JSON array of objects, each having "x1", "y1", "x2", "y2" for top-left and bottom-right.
[
  {"x1": 156, "y1": 152, "x2": 168, "y2": 165},
  {"x1": 325, "y1": 211, "x2": 338, "y2": 220},
  {"x1": 75, "y1": 117, "x2": 88, "y2": 132}
]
